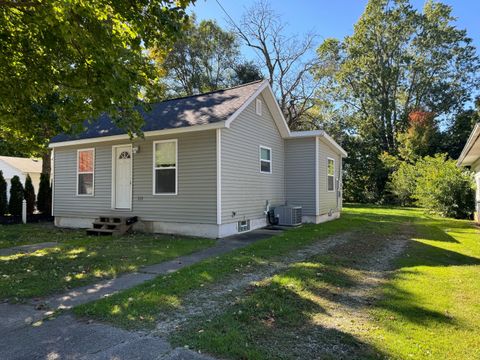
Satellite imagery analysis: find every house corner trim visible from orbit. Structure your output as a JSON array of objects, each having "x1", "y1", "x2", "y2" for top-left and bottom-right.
[{"x1": 216, "y1": 128, "x2": 222, "y2": 225}]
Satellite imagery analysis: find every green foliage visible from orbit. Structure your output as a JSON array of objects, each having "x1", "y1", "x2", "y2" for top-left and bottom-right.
[
  {"x1": 390, "y1": 154, "x2": 475, "y2": 218},
  {"x1": 23, "y1": 174, "x2": 35, "y2": 215},
  {"x1": 397, "y1": 111, "x2": 442, "y2": 162},
  {"x1": 0, "y1": 170, "x2": 7, "y2": 215},
  {"x1": 37, "y1": 173, "x2": 52, "y2": 215},
  {"x1": 389, "y1": 161, "x2": 418, "y2": 205},
  {"x1": 232, "y1": 61, "x2": 263, "y2": 85},
  {"x1": 157, "y1": 17, "x2": 242, "y2": 95},
  {"x1": 441, "y1": 102, "x2": 479, "y2": 159},
  {"x1": 314, "y1": 0, "x2": 480, "y2": 202},
  {"x1": 0, "y1": 0, "x2": 193, "y2": 160},
  {"x1": 8, "y1": 176, "x2": 24, "y2": 216}
]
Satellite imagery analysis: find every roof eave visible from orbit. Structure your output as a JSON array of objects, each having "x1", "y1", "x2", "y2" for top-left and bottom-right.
[
  {"x1": 457, "y1": 123, "x2": 480, "y2": 166},
  {"x1": 48, "y1": 121, "x2": 227, "y2": 148},
  {"x1": 288, "y1": 130, "x2": 348, "y2": 157}
]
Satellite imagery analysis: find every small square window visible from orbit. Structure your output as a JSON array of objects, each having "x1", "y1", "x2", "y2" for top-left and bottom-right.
[
  {"x1": 238, "y1": 220, "x2": 250, "y2": 232},
  {"x1": 256, "y1": 99, "x2": 262, "y2": 116}
]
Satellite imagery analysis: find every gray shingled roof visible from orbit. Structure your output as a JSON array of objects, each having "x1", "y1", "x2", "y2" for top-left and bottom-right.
[{"x1": 51, "y1": 80, "x2": 264, "y2": 143}]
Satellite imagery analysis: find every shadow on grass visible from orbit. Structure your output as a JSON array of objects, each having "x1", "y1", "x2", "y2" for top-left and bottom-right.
[{"x1": 172, "y1": 283, "x2": 387, "y2": 360}]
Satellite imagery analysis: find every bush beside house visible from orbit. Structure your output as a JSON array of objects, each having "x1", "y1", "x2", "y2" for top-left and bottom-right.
[
  {"x1": 390, "y1": 154, "x2": 475, "y2": 219},
  {"x1": 9, "y1": 175, "x2": 24, "y2": 216},
  {"x1": 0, "y1": 170, "x2": 7, "y2": 215},
  {"x1": 24, "y1": 174, "x2": 36, "y2": 215},
  {"x1": 37, "y1": 173, "x2": 51, "y2": 216}
]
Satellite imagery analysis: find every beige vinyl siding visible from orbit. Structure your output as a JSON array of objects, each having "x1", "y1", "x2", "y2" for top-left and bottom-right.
[
  {"x1": 53, "y1": 130, "x2": 217, "y2": 224},
  {"x1": 285, "y1": 138, "x2": 316, "y2": 215},
  {"x1": 317, "y1": 137, "x2": 342, "y2": 215},
  {"x1": 221, "y1": 93, "x2": 285, "y2": 223}
]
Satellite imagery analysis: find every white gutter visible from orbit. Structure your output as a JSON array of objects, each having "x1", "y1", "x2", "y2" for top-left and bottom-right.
[{"x1": 457, "y1": 123, "x2": 480, "y2": 166}]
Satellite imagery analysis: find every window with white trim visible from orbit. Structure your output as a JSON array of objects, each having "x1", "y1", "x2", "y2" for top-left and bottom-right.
[
  {"x1": 153, "y1": 140, "x2": 177, "y2": 194},
  {"x1": 327, "y1": 158, "x2": 335, "y2": 192},
  {"x1": 77, "y1": 149, "x2": 94, "y2": 196},
  {"x1": 260, "y1": 146, "x2": 272, "y2": 173},
  {"x1": 256, "y1": 99, "x2": 262, "y2": 116}
]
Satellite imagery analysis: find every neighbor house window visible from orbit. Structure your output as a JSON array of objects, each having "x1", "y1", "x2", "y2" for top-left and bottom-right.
[
  {"x1": 327, "y1": 158, "x2": 335, "y2": 192},
  {"x1": 256, "y1": 99, "x2": 262, "y2": 116},
  {"x1": 260, "y1": 146, "x2": 272, "y2": 173},
  {"x1": 153, "y1": 139, "x2": 177, "y2": 195},
  {"x1": 77, "y1": 149, "x2": 94, "y2": 196}
]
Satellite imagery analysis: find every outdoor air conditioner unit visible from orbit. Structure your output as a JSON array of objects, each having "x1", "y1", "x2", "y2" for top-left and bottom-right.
[{"x1": 274, "y1": 205, "x2": 302, "y2": 226}]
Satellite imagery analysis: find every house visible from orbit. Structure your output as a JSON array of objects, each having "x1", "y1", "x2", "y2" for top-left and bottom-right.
[
  {"x1": 457, "y1": 122, "x2": 480, "y2": 222},
  {"x1": 49, "y1": 80, "x2": 347, "y2": 238},
  {"x1": 0, "y1": 156, "x2": 42, "y2": 199}
]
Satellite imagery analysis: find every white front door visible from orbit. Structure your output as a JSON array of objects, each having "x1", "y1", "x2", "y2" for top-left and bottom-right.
[{"x1": 114, "y1": 146, "x2": 132, "y2": 209}]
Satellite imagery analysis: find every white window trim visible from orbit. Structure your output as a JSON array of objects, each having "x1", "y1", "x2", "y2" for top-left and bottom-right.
[
  {"x1": 255, "y1": 98, "x2": 262, "y2": 116},
  {"x1": 111, "y1": 144, "x2": 133, "y2": 210},
  {"x1": 327, "y1": 157, "x2": 335, "y2": 192},
  {"x1": 259, "y1": 145, "x2": 272, "y2": 174},
  {"x1": 152, "y1": 139, "x2": 178, "y2": 195},
  {"x1": 76, "y1": 148, "x2": 95, "y2": 197}
]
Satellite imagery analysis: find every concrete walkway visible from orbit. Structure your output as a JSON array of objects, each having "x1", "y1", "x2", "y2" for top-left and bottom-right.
[
  {"x1": 0, "y1": 228, "x2": 280, "y2": 360},
  {"x1": 0, "y1": 241, "x2": 58, "y2": 256}
]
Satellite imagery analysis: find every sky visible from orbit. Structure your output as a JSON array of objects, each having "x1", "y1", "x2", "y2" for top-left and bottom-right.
[{"x1": 189, "y1": 0, "x2": 480, "y2": 60}]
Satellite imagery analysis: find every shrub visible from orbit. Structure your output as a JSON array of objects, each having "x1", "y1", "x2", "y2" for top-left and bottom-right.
[
  {"x1": 0, "y1": 170, "x2": 7, "y2": 215},
  {"x1": 389, "y1": 161, "x2": 418, "y2": 206},
  {"x1": 24, "y1": 174, "x2": 36, "y2": 215},
  {"x1": 389, "y1": 154, "x2": 475, "y2": 218},
  {"x1": 414, "y1": 154, "x2": 475, "y2": 219},
  {"x1": 9, "y1": 176, "x2": 24, "y2": 216},
  {"x1": 37, "y1": 173, "x2": 52, "y2": 215}
]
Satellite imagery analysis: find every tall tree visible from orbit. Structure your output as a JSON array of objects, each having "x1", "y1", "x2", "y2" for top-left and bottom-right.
[
  {"x1": 234, "y1": 0, "x2": 319, "y2": 129},
  {"x1": 0, "y1": 0, "x2": 193, "y2": 173},
  {"x1": 315, "y1": 0, "x2": 479, "y2": 153},
  {"x1": 156, "y1": 18, "x2": 242, "y2": 95},
  {"x1": 441, "y1": 98, "x2": 480, "y2": 159},
  {"x1": 315, "y1": 0, "x2": 479, "y2": 202}
]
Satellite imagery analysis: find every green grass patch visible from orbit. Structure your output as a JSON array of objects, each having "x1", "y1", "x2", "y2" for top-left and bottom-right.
[
  {"x1": 171, "y1": 207, "x2": 480, "y2": 359},
  {"x1": 0, "y1": 223, "x2": 87, "y2": 249},
  {"x1": 0, "y1": 227, "x2": 214, "y2": 300},
  {"x1": 73, "y1": 206, "x2": 414, "y2": 329},
  {"x1": 366, "y1": 215, "x2": 480, "y2": 359}
]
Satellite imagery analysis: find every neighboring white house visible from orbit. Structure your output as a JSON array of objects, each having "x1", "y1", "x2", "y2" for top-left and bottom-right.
[
  {"x1": 49, "y1": 80, "x2": 347, "y2": 238},
  {"x1": 0, "y1": 156, "x2": 43, "y2": 199},
  {"x1": 457, "y1": 122, "x2": 480, "y2": 222}
]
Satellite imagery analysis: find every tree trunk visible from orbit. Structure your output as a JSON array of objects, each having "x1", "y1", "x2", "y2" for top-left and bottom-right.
[{"x1": 41, "y1": 150, "x2": 51, "y2": 175}]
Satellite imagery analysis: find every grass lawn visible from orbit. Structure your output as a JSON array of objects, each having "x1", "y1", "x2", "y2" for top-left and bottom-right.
[
  {"x1": 75, "y1": 206, "x2": 480, "y2": 360},
  {"x1": 0, "y1": 222, "x2": 89, "y2": 249},
  {"x1": 171, "y1": 207, "x2": 480, "y2": 359},
  {"x1": 73, "y1": 206, "x2": 409, "y2": 328},
  {"x1": 0, "y1": 224, "x2": 214, "y2": 300}
]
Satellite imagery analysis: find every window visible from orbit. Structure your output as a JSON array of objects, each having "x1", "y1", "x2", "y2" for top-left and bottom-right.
[
  {"x1": 238, "y1": 220, "x2": 250, "y2": 232},
  {"x1": 256, "y1": 99, "x2": 262, "y2": 116},
  {"x1": 260, "y1": 146, "x2": 272, "y2": 173},
  {"x1": 153, "y1": 140, "x2": 177, "y2": 195},
  {"x1": 327, "y1": 158, "x2": 335, "y2": 192},
  {"x1": 77, "y1": 149, "x2": 94, "y2": 196}
]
